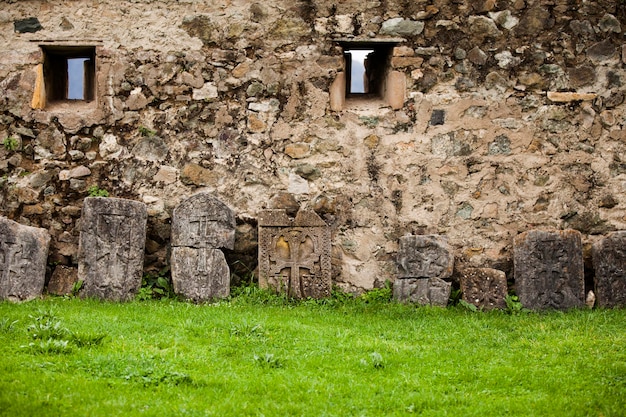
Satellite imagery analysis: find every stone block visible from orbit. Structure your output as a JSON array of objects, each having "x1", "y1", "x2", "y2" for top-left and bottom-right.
[
  {"x1": 47, "y1": 265, "x2": 78, "y2": 296},
  {"x1": 258, "y1": 209, "x2": 331, "y2": 299},
  {"x1": 514, "y1": 229, "x2": 585, "y2": 310},
  {"x1": 78, "y1": 197, "x2": 147, "y2": 301},
  {"x1": 0, "y1": 216, "x2": 51, "y2": 302},
  {"x1": 171, "y1": 193, "x2": 235, "y2": 302},
  {"x1": 592, "y1": 231, "x2": 626, "y2": 308},
  {"x1": 460, "y1": 268, "x2": 507, "y2": 310},
  {"x1": 393, "y1": 277, "x2": 451, "y2": 307},
  {"x1": 397, "y1": 235, "x2": 454, "y2": 279}
]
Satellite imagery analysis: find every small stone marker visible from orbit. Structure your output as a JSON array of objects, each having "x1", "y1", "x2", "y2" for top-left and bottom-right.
[
  {"x1": 393, "y1": 277, "x2": 451, "y2": 306},
  {"x1": 592, "y1": 231, "x2": 626, "y2": 308},
  {"x1": 514, "y1": 229, "x2": 585, "y2": 310},
  {"x1": 397, "y1": 235, "x2": 454, "y2": 279},
  {"x1": 258, "y1": 209, "x2": 331, "y2": 298},
  {"x1": 394, "y1": 235, "x2": 454, "y2": 306},
  {"x1": 460, "y1": 268, "x2": 507, "y2": 310},
  {"x1": 78, "y1": 197, "x2": 147, "y2": 301},
  {"x1": 0, "y1": 216, "x2": 51, "y2": 302},
  {"x1": 171, "y1": 193, "x2": 235, "y2": 302}
]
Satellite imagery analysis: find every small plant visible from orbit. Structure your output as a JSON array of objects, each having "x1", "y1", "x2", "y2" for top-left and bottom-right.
[
  {"x1": 0, "y1": 317, "x2": 19, "y2": 333},
  {"x1": 2, "y1": 136, "x2": 19, "y2": 151},
  {"x1": 505, "y1": 294, "x2": 530, "y2": 315},
  {"x1": 71, "y1": 280, "x2": 84, "y2": 297},
  {"x1": 253, "y1": 353, "x2": 283, "y2": 369},
  {"x1": 137, "y1": 268, "x2": 174, "y2": 301},
  {"x1": 458, "y1": 299, "x2": 478, "y2": 312},
  {"x1": 27, "y1": 339, "x2": 73, "y2": 355},
  {"x1": 88, "y1": 186, "x2": 109, "y2": 197},
  {"x1": 361, "y1": 352, "x2": 386, "y2": 369},
  {"x1": 230, "y1": 322, "x2": 267, "y2": 339},
  {"x1": 138, "y1": 125, "x2": 157, "y2": 137},
  {"x1": 360, "y1": 281, "x2": 392, "y2": 304}
]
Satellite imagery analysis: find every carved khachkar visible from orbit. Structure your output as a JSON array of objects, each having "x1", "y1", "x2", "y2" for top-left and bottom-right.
[
  {"x1": 258, "y1": 209, "x2": 331, "y2": 299},
  {"x1": 0, "y1": 216, "x2": 51, "y2": 302},
  {"x1": 393, "y1": 277, "x2": 451, "y2": 307},
  {"x1": 396, "y1": 235, "x2": 454, "y2": 279},
  {"x1": 78, "y1": 197, "x2": 147, "y2": 301},
  {"x1": 514, "y1": 229, "x2": 585, "y2": 310},
  {"x1": 171, "y1": 193, "x2": 235, "y2": 302},
  {"x1": 460, "y1": 268, "x2": 507, "y2": 310},
  {"x1": 592, "y1": 231, "x2": 626, "y2": 308},
  {"x1": 394, "y1": 235, "x2": 453, "y2": 306}
]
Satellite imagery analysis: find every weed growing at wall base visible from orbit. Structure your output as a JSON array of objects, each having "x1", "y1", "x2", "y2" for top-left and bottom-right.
[{"x1": 0, "y1": 298, "x2": 624, "y2": 417}]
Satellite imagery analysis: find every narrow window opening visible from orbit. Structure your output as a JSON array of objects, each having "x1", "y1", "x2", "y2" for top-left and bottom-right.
[
  {"x1": 340, "y1": 43, "x2": 394, "y2": 100},
  {"x1": 346, "y1": 49, "x2": 374, "y2": 94},
  {"x1": 40, "y1": 45, "x2": 96, "y2": 105}
]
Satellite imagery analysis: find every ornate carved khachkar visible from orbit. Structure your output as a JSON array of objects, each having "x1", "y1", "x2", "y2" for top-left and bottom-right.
[
  {"x1": 592, "y1": 231, "x2": 626, "y2": 308},
  {"x1": 258, "y1": 209, "x2": 331, "y2": 299},
  {"x1": 0, "y1": 216, "x2": 51, "y2": 302},
  {"x1": 171, "y1": 193, "x2": 235, "y2": 302},
  {"x1": 78, "y1": 197, "x2": 147, "y2": 301},
  {"x1": 514, "y1": 229, "x2": 584, "y2": 310}
]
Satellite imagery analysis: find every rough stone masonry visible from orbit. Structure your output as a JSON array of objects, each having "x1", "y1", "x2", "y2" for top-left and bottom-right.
[{"x1": 0, "y1": 1, "x2": 625, "y2": 296}]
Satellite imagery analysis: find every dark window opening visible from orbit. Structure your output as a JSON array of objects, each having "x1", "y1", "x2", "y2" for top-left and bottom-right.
[
  {"x1": 41, "y1": 45, "x2": 96, "y2": 103},
  {"x1": 342, "y1": 43, "x2": 393, "y2": 99}
]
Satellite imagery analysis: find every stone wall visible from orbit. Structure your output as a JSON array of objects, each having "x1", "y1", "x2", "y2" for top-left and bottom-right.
[{"x1": 0, "y1": 0, "x2": 625, "y2": 292}]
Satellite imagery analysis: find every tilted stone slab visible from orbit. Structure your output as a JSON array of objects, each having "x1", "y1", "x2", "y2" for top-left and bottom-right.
[
  {"x1": 393, "y1": 277, "x2": 451, "y2": 307},
  {"x1": 78, "y1": 197, "x2": 147, "y2": 301},
  {"x1": 397, "y1": 235, "x2": 454, "y2": 279},
  {"x1": 258, "y1": 209, "x2": 331, "y2": 299},
  {"x1": 171, "y1": 193, "x2": 235, "y2": 302},
  {"x1": 514, "y1": 229, "x2": 584, "y2": 310},
  {"x1": 0, "y1": 216, "x2": 51, "y2": 302},
  {"x1": 47, "y1": 265, "x2": 78, "y2": 296},
  {"x1": 460, "y1": 268, "x2": 507, "y2": 310},
  {"x1": 592, "y1": 231, "x2": 626, "y2": 308}
]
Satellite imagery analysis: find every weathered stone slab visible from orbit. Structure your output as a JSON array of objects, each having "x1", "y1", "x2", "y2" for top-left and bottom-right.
[
  {"x1": 78, "y1": 197, "x2": 147, "y2": 301},
  {"x1": 592, "y1": 231, "x2": 626, "y2": 308},
  {"x1": 397, "y1": 235, "x2": 454, "y2": 279},
  {"x1": 393, "y1": 277, "x2": 451, "y2": 307},
  {"x1": 258, "y1": 209, "x2": 331, "y2": 298},
  {"x1": 171, "y1": 193, "x2": 235, "y2": 302},
  {"x1": 0, "y1": 216, "x2": 51, "y2": 302},
  {"x1": 47, "y1": 265, "x2": 78, "y2": 296},
  {"x1": 460, "y1": 268, "x2": 507, "y2": 310},
  {"x1": 514, "y1": 229, "x2": 585, "y2": 310}
]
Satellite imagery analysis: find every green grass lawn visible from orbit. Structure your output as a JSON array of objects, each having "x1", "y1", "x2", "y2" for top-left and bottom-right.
[{"x1": 1, "y1": 293, "x2": 625, "y2": 417}]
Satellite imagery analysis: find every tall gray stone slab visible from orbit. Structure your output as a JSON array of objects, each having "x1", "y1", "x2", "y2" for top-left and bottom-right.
[
  {"x1": 393, "y1": 277, "x2": 451, "y2": 307},
  {"x1": 397, "y1": 235, "x2": 454, "y2": 279},
  {"x1": 460, "y1": 268, "x2": 507, "y2": 310},
  {"x1": 171, "y1": 193, "x2": 235, "y2": 302},
  {"x1": 258, "y1": 209, "x2": 331, "y2": 299},
  {"x1": 514, "y1": 229, "x2": 585, "y2": 310},
  {"x1": 0, "y1": 216, "x2": 51, "y2": 302},
  {"x1": 78, "y1": 197, "x2": 147, "y2": 301},
  {"x1": 592, "y1": 231, "x2": 626, "y2": 308}
]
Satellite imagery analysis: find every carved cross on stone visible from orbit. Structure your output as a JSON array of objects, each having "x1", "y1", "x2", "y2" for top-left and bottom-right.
[
  {"x1": 268, "y1": 229, "x2": 321, "y2": 298},
  {"x1": 592, "y1": 232, "x2": 626, "y2": 308},
  {"x1": 78, "y1": 197, "x2": 147, "y2": 302},
  {"x1": 0, "y1": 216, "x2": 50, "y2": 302},
  {"x1": 170, "y1": 193, "x2": 235, "y2": 302},
  {"x1": 0, "y1": 240, "x2": 29, "y2": 294},
  {"x1": 259, "y1": 209, "x2": 331, "y2": 299},
  {"x1": 514, "y1": 229, "x2": 584, "y2": 310}
]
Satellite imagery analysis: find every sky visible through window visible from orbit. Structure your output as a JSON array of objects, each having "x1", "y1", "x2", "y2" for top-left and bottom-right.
[
  {"x1": 67, "y1": 58, "x2": 88, "y2": 99},
  {"x1": 348, "y1": 50, "x2": 373, "y2": 93}
]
